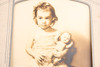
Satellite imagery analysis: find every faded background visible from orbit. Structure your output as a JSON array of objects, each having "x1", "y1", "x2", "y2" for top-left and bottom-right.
[
  {"x1": 11, "y1": 0, "x2": 91, "y2": 67},
  {"x1": 0, "y1": 0, "x2": 100, "y2": 67}
]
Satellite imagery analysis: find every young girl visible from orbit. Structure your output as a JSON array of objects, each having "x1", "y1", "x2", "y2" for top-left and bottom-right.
[
  {"x1": 25, "y1": 2, "x2": 69, "y2": 67},
  {"x1": 52, "y1": 32, "x2": 73, "y2": 67}
]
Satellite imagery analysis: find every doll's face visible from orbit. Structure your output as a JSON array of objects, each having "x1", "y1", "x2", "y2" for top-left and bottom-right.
[
  {"x1": 36, "y1": 9, "x2": 53, "y2": 30},
  {"x1": 60, "y1": 33, "x2": 71, "y2": 43}
]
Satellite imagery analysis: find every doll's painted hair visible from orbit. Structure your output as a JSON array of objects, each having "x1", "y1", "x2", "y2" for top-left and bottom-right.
[
  {"x1": 56, "y1": 32, "x2": 71, "y2": 41},
  {"x1": 33, "y1": 2, "x2": 58, "y2": 25}
]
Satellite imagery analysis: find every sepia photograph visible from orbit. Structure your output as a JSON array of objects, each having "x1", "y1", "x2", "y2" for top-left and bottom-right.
[{"x1": 11, "y1": 0, "x2": 92, "y2": 67}]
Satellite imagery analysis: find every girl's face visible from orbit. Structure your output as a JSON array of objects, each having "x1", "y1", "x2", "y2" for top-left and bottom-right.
[
  {"x1": 60, "y1": 33, "x2": 71, "y2": 43},
  {"x1": 36, "y1": 9, "x2": 53, "y2": 30}
]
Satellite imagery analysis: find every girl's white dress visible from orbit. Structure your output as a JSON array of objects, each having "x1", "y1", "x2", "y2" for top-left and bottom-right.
[
  {"x1": 30, "y1": 28, "x2": 68, "y2": 67},
  {"x1": 32, "y1": 28, "x2": 57, "y2": 67}
]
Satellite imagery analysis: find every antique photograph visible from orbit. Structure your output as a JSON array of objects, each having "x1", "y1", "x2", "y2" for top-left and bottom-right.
[{"x1": 11, "y1": 0, "x2": 92, "y2": 67}]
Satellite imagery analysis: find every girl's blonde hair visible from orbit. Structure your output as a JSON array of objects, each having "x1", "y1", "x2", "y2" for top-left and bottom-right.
[{"x1": 33, "y1": 2, "x2": 58, "y2": 25}]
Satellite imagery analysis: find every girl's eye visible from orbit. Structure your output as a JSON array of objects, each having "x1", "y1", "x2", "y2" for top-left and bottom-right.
[
  {"x1": 46, "y1": 17, "x2": 49, "y2": 19},
  {"x1": 39, "y1": 17, "x2": 42, "y2": 19}
]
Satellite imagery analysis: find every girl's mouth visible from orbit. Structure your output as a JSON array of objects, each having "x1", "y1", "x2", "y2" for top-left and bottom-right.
[{"x1": 42, "y1": 25, "x2": 47, "y2": 26}]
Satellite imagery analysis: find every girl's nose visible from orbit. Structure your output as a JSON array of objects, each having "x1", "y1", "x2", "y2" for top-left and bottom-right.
[{"x1": 42, "y1": 20, "x2": 46, "y2": 24}]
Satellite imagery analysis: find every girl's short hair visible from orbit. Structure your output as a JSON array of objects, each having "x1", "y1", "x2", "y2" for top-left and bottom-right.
[{"x1": 33, "y1": 2, "x2": 58, "y2": 25}]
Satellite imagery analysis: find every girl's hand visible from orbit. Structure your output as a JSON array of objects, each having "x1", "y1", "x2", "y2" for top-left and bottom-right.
[
  {"x1": 35, "y1": 55, "x2": 47, "y2": 66},
  {"x1": 53, "y1": 58, "x2": 61, "y2": 65},
  {"x1": 54, "y1": 49, "x2": 68, "y2": 58},
  {"x1": 54, "y1": 51, "x2": 63, "y2": 58}
]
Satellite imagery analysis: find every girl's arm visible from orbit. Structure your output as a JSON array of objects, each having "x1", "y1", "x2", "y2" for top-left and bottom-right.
[
  {"x1": 25, "y1": 37, "x2": 47, "y2": 64},
  {"x1": 25, "y1": 37, "x2": 35, "y2": 58},
  {"x1": 54, "y1": 49, "x2": 68, "y2": 58},
  {"x1": 66, "y1": 41, "x2": 73, "y2": 49}
]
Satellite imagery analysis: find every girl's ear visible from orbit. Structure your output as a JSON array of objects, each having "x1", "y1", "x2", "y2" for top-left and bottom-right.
[
  {"x1": 33, "y1": 18, "x2": 38, "y2": 25},
  {"x1": 58, "y1": 36, "x2": 60, "y2": 41},
  {"x1": 52, "y1": 17, "x2": 56, "y2": 22},
  {"x1": 52, "y1": 16, "x2": 58, "y2": 22},
  {"x1": 50, "y1": 17, "x2": 58, "y2": 27},
  {"x1": 50, "y1": 22, "x2": 55, "y2": 27}
]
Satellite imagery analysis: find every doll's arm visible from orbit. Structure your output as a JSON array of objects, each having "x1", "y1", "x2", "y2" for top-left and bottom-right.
[{"x1": 66, "y1": 41, "x2": 73, "y2": 49}]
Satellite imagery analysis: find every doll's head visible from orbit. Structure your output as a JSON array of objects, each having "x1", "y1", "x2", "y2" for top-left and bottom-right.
[
  {"x1": 33, "y1": 2, "x2": 58, "y2": 29},
  {"x1": 57, "y1": 32, "x2": 71, "y2": 43}
]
